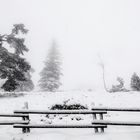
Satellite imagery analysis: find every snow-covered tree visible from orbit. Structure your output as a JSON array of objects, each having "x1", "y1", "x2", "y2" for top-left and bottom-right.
[
  {"x1": 131, "y1": 73, "x2": 140, "y2": 91},
  {"x1": 38, "y1": 41, "x2": 62, "y2": 92},
  {"x1": 0, "y1": 24, "x2": 33, "y2": 91},
  {"x1": 110, "y1": 77, "x2": 126, "y2": 92},
  {"x1": 15, "y1": 70, "x2": 34, "y2": 92}
]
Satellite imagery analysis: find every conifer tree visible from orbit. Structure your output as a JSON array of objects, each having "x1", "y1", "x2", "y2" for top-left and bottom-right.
[
  {"x1": 131, "y1": 73, "x2": 140, "y2": 91},
  {"x1": 0, "y1": 24, "x2": 34, "y2": 91},
  {"x1": 39, "y1": 41, "x2": 62, "y2": 92}
]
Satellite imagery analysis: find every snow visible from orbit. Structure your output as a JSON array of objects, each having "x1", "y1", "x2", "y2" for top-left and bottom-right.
[{"x1": 1, "y1": 90, "x2": 140, "y2": 140}]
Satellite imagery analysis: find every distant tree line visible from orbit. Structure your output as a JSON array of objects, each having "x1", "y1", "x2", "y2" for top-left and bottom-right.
[{"x1": 1, "y1": 24, "x2": 140, "y2": 93}]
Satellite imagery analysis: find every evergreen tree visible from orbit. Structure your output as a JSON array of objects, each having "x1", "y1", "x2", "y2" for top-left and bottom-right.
[
  {"x1": 15, "y1": 70, "x2": 34, "y2": 92},
  {"x1": 0, "y1": 24, "x2": 33, "y2": 91},
  {"x1": 38, "y1": 41, "x2": 62, "y2": 92},
  {"x1": 131, "y1": 73, "x2": 140, "y2": 91}
]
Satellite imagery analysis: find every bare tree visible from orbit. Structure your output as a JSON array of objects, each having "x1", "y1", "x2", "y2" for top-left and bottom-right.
[{"x1": 98, "y1": 54, "x2": 110, "y2": 92}]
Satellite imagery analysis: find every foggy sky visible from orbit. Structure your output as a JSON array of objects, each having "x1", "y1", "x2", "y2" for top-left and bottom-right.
[{"x1": 0, "y1": 0, "x2": 140, "y2": 90}]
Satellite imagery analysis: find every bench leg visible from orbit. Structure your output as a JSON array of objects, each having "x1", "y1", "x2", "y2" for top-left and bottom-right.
[
  {"x1": 22, "y1": 115, "x2": 30, "y2": 121},
  {"x1": 100, "y1": 127, "x2": 104, "y2": 133},
  {"x1": 27, "y1": 128, "x2": 30, "y2": 133},
  {"x1": 22, "y1": 127, "x2": 30, "y2": 133},
  {"x1": 94, "y1": 128, "x2": 98, "y2": 133},
  {"x1": 22, "y1": 128, "x2": 27, "y2": 133},
  {"x1": 99, "y1": 113, "x2": 103, "y2": 120},
  {"x1": 93, "y1": 114, "x2": 97, "y2": 120}
]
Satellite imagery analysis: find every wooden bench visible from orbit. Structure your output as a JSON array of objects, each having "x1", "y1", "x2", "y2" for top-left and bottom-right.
[
  {"x1": 13, "y1": 124, "x2": 107, "y2": 133},
  {"x1": 14, "y1": 110, "x2": 107, "y2": 133}
]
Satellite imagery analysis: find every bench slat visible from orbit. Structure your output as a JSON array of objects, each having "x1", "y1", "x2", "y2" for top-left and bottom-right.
[
  {"x1": 0, "y1": 120, "x2": 29, "y2": 125},
  {"x1": 14, "y1": 110, "x2": 107, "y2": 114},
  {"x1": 0, "y1": 114, "x2": 29, "y2": 117},
  {"x1": 14, "y1": 124, "x2": 107, "y2": 128},
  {"x1": 92, "y1": 121, "x2": 140, "y2": 126},
  {"x1": 92, "y1": 107, "x2": 140, "y2": 112}
]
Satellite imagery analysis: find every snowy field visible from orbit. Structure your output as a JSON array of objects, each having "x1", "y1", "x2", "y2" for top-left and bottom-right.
[{"x1": 1, "y1": 90, "x2": 140, "y2": 140}]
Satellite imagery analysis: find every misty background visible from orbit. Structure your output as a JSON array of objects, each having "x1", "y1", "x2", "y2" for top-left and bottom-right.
[{"x1": 0, "y1": 0, "x2": 140, "y2": 90}]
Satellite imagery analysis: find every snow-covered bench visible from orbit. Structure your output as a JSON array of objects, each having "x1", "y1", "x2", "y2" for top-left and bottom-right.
[
  {"x1": 13, "y1": 124, "x2": 107, "y2": 133},
  {"x1": 14, "y1": 110, "x2": 107, "y2": 133}
]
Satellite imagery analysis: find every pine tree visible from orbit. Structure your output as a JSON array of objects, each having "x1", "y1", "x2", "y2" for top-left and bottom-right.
[
  {"x1": 38, "y1": 41, "x2": 62, "y2": 92},
  {"x1": 0, "y1": 24, "x2": 33, "y2": 91},
  {"x1": 15, "y1": 70, "x2": 34, "y2": 92},
  {"x1": 131, "y1": 73, "x2": 140, "y2": 91}
]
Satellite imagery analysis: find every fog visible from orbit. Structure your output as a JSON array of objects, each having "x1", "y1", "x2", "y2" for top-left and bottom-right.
[{"x1": 0, "y1": 0, "x2": 140, "y2": 90}]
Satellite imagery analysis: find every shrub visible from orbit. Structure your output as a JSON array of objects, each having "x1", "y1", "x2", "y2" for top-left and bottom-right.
[
  {"x1": 110, "y1": 77, "x2": 127, "y2": 92},
  {"x1": 50, "y1": 103, "x2": 88, "y2": 110}
]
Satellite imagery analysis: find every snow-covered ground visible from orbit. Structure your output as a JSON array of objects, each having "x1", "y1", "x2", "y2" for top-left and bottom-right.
[{"x1": 1, "y1": 90, "x2": 140, "y2": 140}]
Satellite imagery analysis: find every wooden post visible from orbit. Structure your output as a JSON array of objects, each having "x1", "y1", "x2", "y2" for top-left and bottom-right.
[
  {"x1": 22, "y1": 127, "x2": 27, "y2": 133},
  {"x1": 92, "y1": 113, "x2": 98, "y2": 133},
  {"x1": 99, "y1": 113, "x2": 103, "y2": 120},
  {"x1": 99, "y1": 113, "x2": 104, "y2": 133},
  {"x1": 100, "y1": 127, "x2": 104, "y2": 133},
  {"x1": 94, "y1": 128, "x2": 98, "y2": 133},
  {"x1": 92, "y1": 113, "x2": 97, "y2": 120}
]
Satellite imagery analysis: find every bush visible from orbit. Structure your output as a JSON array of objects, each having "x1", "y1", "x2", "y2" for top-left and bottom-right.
[
  {"x1": 50, "y1": 103, "x2": 88, "y2": 110},
  {"x1": 44, "y1": 102, "x2": 88, "y2": 122},
  {"x1": 131, "y1": 73, "x2": 140, "y2": 91},
  {"x1": 110, "y1": 77, "x2": 127, "y2": 92}
]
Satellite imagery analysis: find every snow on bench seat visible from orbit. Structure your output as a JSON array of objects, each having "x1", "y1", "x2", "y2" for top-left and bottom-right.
[
  {"x1": 92, "y1": 120, "x2": 140, "y2": 126},
  {"x1": 92, "y1": 107, "x2": 140, "y2": 112},
  {"x1": 14, "y1": 110, "x2": 107, "y2": 114},
  {"x1": 0, "y1": 120, "x2": 29, "y2": 125},
  {"x1": 14, "y1": 124, "x2": 107, "y2": 133},
  {"x1": 13, "y1": 124, "x2": 107, "y2": 128},
  {"x1": 0, "y1": 114, "x2": 29, "y2": 117}
]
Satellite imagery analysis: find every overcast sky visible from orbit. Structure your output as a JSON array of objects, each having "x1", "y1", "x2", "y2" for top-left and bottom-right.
[{"x1": 0, "y1": 0, "x2": 140, "y2": 90}]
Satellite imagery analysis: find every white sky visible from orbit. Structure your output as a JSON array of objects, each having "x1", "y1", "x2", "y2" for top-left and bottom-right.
[{"x1": 0, "y1": 0, "x2": 140, "y2": 90}]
